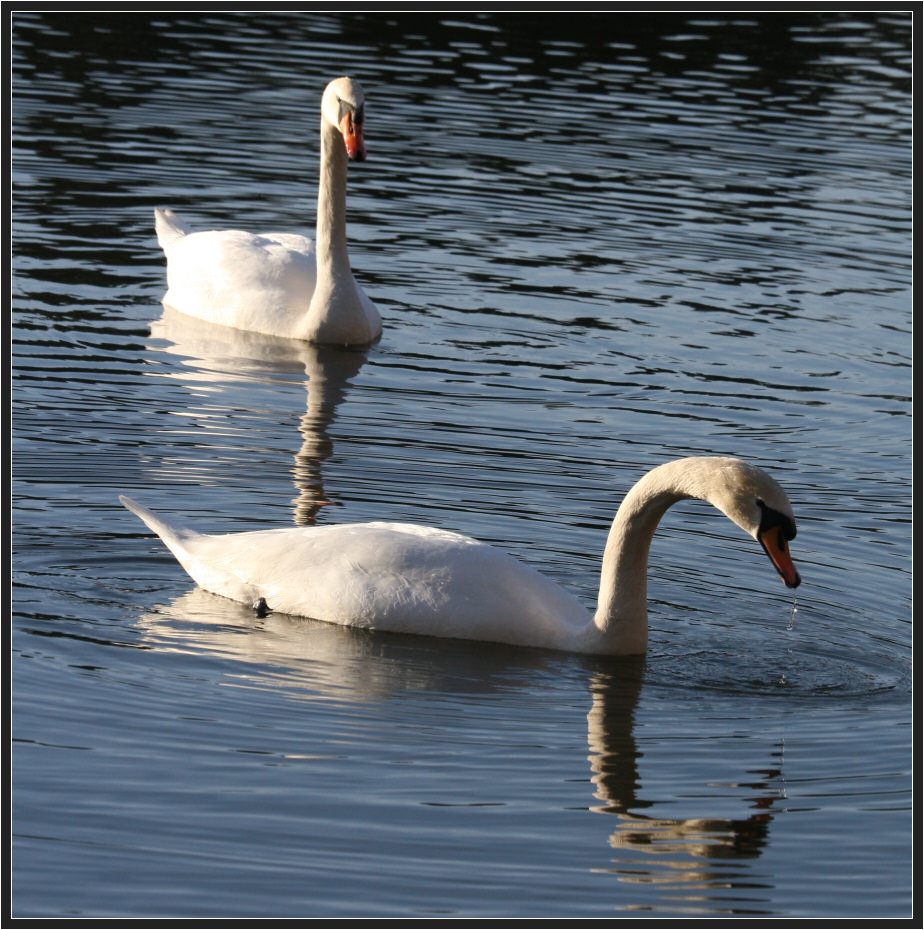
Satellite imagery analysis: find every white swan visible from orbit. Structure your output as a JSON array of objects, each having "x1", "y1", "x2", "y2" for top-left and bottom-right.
[
  {"x1": 120, "y1": 457, "x2": 801, "y2": 655},
  {"x1": 154, "y1": 76, "x2": 382, "y2": 346}
]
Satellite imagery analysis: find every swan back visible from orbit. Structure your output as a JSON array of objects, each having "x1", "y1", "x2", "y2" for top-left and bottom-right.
[{"x1": 120, "y1": 497, "x2": 591, "y2": 650}]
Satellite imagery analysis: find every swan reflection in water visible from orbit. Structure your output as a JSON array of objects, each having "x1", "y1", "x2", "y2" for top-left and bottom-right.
[
  {"x1": 586, "y1": 670, "x2": 784, "y2": 884},
  {"x1": 150, "y1": 305, "x2": 368, "y2": 526},
  {"x1": 135, "y1": 590, "x2": 788, "y2": 900}
]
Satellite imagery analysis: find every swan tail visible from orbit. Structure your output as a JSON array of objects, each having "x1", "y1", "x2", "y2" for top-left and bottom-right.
[
  {"x1": 121, "y1": 495, "x2": 266, "y2": 605},
  {"x1": 120, "y1": 494, "x2": 202, "y2": 563},
  {"x1": 154, "y1": 207, "x2": 194, "y2": 253}
]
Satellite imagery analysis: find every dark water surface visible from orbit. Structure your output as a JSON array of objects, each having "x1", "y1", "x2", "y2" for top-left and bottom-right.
[{"x1": 12, "y1": 12, "x2": 912, "y2": 919}]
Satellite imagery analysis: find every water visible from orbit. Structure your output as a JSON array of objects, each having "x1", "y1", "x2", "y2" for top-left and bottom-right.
[{"x1": 11, "y1": 11, "x2": 912, "y2": 919}]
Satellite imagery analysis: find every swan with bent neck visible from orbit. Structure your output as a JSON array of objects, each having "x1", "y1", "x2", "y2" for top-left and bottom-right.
[
  {"x1": 120, "y1": 457, "x2": 801, "y2": 655},
  {"x1": 154, "y1": 76, "x2": 381, "y2": 347}
]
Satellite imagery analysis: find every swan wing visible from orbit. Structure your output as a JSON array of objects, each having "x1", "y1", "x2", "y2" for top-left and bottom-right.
[{"x1": 160, "y1": 227, "x2": 318, "y2": 338}]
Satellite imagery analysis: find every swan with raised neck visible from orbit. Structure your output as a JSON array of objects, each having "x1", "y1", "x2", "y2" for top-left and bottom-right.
[
  {"x1": 120, "y1": 456, "x2": 800, "y2": 656},
  {"x1": 154, "y1": 76, "x2": 381, "y2": 347}
]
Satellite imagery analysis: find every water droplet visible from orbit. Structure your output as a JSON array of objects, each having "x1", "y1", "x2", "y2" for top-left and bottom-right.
[{"x1": 787, "y1": 594, "x2": 798, "y2": 631}]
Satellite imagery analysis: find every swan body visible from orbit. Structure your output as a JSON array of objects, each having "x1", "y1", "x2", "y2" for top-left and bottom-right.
[
  {"x1": 155, "y1": 77, "x2": 381, "y2": 346},
  {"x1": 121, "y1": 457, "x2": 801, "y2": 655}
]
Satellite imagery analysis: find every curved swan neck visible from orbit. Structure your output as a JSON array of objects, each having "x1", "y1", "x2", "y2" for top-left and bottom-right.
[{"x1": 593, "y1": 459, "x2": 710, "y2": 653}]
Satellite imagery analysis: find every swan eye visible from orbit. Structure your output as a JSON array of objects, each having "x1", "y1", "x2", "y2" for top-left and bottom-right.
[
  {"x1": 338, "y1": 99, "x2": 363, "y2": 132},
  {"x1": 757, "y1": 501, "x2": 797, "y2": 541}
]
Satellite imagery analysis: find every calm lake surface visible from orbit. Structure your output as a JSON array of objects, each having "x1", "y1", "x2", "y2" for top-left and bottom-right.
[{"x1": 11, "y1": 11, "x2": 912, "y2": 919}]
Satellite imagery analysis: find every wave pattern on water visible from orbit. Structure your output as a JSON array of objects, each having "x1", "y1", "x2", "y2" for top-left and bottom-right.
[{"x1": 12, "y1": 11, "x2": 911, "y2": 920}]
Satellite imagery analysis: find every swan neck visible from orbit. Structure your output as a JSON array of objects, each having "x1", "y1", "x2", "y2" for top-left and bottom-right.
[
  {"x1": 304, "y1": 117, "x2": 376, "y2": 344},
  {"x1": 315, "y1": 118, "x2": 350, "y2": 272},
  {"x1": 593, "y1": 463, "x2": 691, "y2": 653}
]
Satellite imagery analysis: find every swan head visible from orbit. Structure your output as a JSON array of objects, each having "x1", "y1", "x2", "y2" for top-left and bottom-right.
[
  {"x1": 693, "y1": 457, "x2": 801, "y2": 589},
  {"x1": 322, "y1": 77, "x2": 367, "y2": 161}
]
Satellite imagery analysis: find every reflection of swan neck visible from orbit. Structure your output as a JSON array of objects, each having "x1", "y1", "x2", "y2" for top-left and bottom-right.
[
  {"x1": 586, "y1": 673, "x2": 646, "y2": 815},
  {"x1": 586, "y1": 675, "x2": 781, "y2": 868},
  {"x1": 315, "y1": 117, "x2": 351, "y2": 275},
  {"x1": 292, "y1": 348, "x2": 368, "y2": 526}
]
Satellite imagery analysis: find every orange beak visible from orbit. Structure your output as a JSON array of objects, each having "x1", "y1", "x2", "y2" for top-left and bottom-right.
[
  {"x1": 758, "y1": 525, "x2": 801, "y2": 589},
  {"x1": 340, "y1": 113, "x2": 366, "y2": 161}
]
